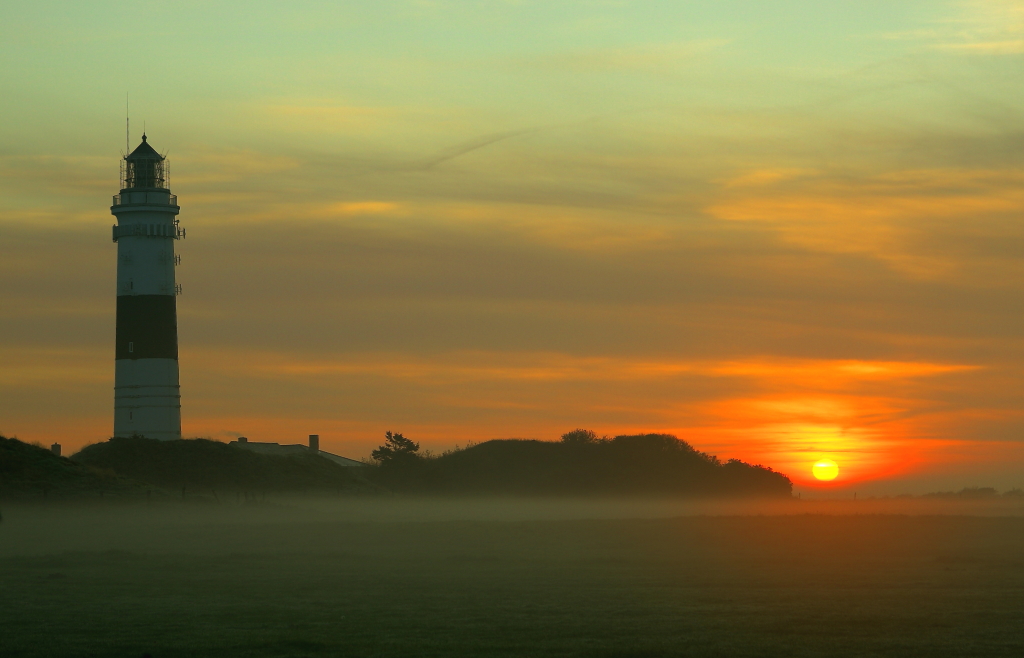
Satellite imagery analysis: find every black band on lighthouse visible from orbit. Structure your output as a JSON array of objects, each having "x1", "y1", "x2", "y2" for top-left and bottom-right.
[{"x1": 115, "y1": 295, "x2": 179, "y2": 360}]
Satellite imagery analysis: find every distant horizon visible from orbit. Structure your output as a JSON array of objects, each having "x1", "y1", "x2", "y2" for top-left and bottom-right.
[
  {"x1": 3, "y1": 1, "x2": 1024, "y2": 497},
  {"x1": 7, "y1": 429, "x2": 1019, "y2": 498}
]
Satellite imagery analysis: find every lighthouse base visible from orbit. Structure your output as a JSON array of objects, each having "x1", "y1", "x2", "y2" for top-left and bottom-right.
[{"x1": 113, "y1": 358, "x2": 181, "y2": 440}]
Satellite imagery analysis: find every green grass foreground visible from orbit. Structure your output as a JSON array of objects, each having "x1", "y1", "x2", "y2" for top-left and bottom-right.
[{"x1": 2, "y1": 502, "x2": 1024, "y2": 657}]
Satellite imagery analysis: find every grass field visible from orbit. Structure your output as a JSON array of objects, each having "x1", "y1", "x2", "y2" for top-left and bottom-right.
[{"x1": 2, "y1": 498, "x2": 1024, "y2": 657}]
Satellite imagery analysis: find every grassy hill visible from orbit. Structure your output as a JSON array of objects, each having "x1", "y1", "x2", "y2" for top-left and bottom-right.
[
  {"x1": 5, "y1": 433, "x2": 789, "y2": 500},
  {"x1": 370, "y1": 433, "x2": 793, "y2": 497},
  {"x1": 0, "y1": 435, "x2": 146, "y2": 499},
  {"x1": 72, "y1": 436, "x2": 378, "y2": 496}
]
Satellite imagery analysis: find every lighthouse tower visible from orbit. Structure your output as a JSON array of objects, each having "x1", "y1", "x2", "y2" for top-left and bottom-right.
[{"x1": 110, "y1": 134, "x2": 184, "y2": 440}]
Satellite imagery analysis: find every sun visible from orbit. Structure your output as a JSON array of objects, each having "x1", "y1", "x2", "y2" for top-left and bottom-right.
[{"x1": 812, "y1": 459, "x2": 839, "y2": 481}]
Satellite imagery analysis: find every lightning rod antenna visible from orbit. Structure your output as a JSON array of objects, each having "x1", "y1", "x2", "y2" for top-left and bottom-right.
[{"x1": 126, "y1": 93, "x2": 130, "y2": 156}]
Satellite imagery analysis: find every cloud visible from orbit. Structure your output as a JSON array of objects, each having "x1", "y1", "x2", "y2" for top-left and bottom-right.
[
  {"x1": 925, "y1": 0, "x2": 1024, "y2": 54},
  {"x1": 936, "y1": 39, "x2": 1024, "y2": 53},
  {"x1": 706, "y1": 168, "x2": 1024, "y2": 277},
  {"x1": 0, "y1": 155, "x2": 112, "y2": 200},
  {"x1": 708, "y1": 359, "x2": 978, "y2": 381},
  {"x1": 722, "y1": 168, "x2": 817, "y2": 188},
  {"x1": 173, "y1": 148, "x2": 299, "y2": 185},
  {"x1": 326, "y1": 201, "x2": 400, "y2": 215}
]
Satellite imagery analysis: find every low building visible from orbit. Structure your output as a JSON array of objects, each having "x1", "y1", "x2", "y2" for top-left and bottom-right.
[{"x1": 230, "y1": 434, "x2": 365, "y2": 468}]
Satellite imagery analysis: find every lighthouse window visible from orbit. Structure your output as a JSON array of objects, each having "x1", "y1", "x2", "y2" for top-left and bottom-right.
[
  {"x1": 129, "y1": 342, "x2": 134, "y2": 353},
  {"x1": 129, "y1": 412, "x2": 133, "y2": 421}
]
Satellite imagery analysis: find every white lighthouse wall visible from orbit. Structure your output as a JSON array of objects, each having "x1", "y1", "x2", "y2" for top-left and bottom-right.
[
  {"x1": 116, "y1": 237, "x2": 177, "y2": 295},
  {"x1": 115, "y1": 207, "x2": 178, "y2": 296},
  {"x1": 114, "y1": 358, "x2": 181, "y2": 440}
]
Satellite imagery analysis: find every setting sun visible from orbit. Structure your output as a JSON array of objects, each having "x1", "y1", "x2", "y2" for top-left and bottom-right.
[{"x1": 812, "y1": 459, "x2": 839, "y2": 481}]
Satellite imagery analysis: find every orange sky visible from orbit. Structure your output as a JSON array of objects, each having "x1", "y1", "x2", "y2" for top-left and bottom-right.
[{"x1": 2, "y1": 1, "x2": 1024, "y2": 494}]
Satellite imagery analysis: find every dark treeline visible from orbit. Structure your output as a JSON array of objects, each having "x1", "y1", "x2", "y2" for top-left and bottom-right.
[
  {"x1": 922, "y1": 487, "x2": 1024, "y2": 499},
  {"x1": 368, "y1": 429, "x2": 793, "y2": 497}
]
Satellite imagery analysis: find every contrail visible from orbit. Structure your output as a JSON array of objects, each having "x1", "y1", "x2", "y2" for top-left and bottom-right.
[{"x1": 414, "y1": 128, "x2": 538, "y2": 170}]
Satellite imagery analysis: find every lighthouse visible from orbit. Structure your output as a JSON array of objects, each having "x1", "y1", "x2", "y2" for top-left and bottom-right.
[{"x1": 110, "y1": 134, "x2": 184, "y2": 440}]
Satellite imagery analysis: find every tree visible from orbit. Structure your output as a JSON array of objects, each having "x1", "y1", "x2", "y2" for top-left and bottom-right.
[
  {"x1": 560, "y1": 428, "x2": 599, "y2": 444},
  {"x1": 371, "y1": 431, "x2": 420, "y2": 465}
]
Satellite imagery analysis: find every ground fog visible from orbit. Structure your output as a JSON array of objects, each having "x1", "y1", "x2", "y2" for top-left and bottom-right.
[{"x1": 2, "y1": 497, "x2": 1024, "y2": 657}]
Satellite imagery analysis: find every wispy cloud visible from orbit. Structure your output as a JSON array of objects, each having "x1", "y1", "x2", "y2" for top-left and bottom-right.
[
  {"x1": 706, "y1": 168, "x2": 1024, "y2": 277},
  {"x1": 893, "y1": 0, "x2": 1024, "y2": 54},
  {"x1": 325, "y1": 201, "x2": 400, "y2": 215},
  {"x1": 936, "y1": 39, "x2": 1024, "y2": 53}
]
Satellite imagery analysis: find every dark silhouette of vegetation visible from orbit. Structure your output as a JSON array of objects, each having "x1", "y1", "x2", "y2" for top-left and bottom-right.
[
  {"x1": 368, "y1": 430, "x2": 793, "y2": 497},
  {"x1": 560, "y1": 428, "x2": 601, "y2": 444},
  {"x1": 0, "y1": 434, "x2": 146, "y2": 499},
  {"x1": 371, "y1": 431, "x2": 421, "y2": 465},
  {"x1": 73, "y1": 436, "x2": 379, "y2": 496},
  {"x1": 923, "y1": 487, "x2": 1005, "y2": 499}
]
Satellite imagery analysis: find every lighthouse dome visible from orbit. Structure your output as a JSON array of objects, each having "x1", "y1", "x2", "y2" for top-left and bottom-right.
[
  {"x1": 122, "y1": 134, "x2": 168, "y2": 190},
  {"x1": 127, "y1": 133, "x2": 163, "y2": 160}
]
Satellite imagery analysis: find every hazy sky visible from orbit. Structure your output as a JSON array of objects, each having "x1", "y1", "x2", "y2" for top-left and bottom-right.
[{"x1": 2, "y1": 0, "x2": 1023, "y2": 492}]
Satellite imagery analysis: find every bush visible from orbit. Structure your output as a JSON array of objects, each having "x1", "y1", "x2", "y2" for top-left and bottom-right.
[
  {"x1": 371, "y1": 431, "x2": 421, "y2": 465},
  {"x1": 560, "y1": 429, "x2": 600, "y2": 444}
]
